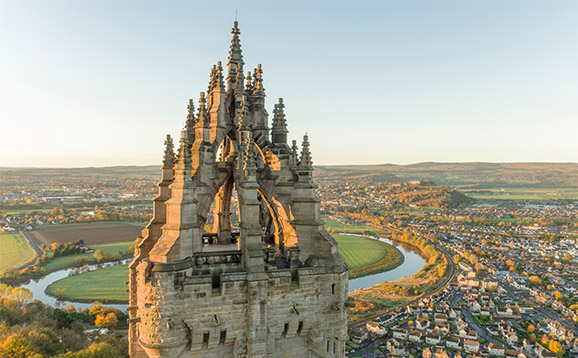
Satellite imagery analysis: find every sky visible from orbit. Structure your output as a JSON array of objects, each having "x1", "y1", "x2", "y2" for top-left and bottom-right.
[{"x1": 1, "y1": 0, "x2": 577, "y2": 167}]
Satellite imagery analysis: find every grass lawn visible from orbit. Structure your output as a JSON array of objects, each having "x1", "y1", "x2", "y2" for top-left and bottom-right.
[
  {"x1": 334, "y1": 234, "x2": 403, "y2": 278},
  {"x1": 46, "y1": 264, "x2": 129, "y2": 303},
  {"x1": 0, "y1": 232, "x2": 37, "y2": 274},
  {"x1": 41, "y1": 241, "x2": 133, "y2": 272}
]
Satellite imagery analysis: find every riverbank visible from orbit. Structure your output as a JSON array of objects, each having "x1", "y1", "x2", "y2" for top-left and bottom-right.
[
  {"x1": 334, "y1": 234, "x2": 404, "y2": 279},
  {"x1": 46, "y1": 264, "x2": 129, "y2": 304},
  {"x1": 347, "y1": 229, "x2": 452, "y2": 323}
]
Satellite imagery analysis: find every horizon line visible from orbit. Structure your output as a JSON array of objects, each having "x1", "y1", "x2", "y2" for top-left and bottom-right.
[{"x1": 1, "y1": 160, "x2": 578, "y2": 170}]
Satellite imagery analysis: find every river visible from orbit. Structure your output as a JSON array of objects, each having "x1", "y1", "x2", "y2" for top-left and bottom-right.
[
  {"x1": 348, "y1": 236, "x2": 426, "y2": 292},
  {"x1": 20, "y1": 235, "x2": 426, "y2": 309},
  {"x1": 20, "y1": 259, "x2": 130, "y2": 312}
]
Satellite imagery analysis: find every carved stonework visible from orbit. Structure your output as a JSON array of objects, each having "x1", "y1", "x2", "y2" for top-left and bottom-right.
[{"x1": 128, "y1": 21, "x2": 348, "y2": 358}]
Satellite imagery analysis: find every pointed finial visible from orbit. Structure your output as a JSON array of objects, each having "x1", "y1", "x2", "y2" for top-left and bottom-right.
[
  {"x1": 176, "y1": 130, "x2": 191, "y2": 166},
  {"x1": 163, "y1": 134, "x2": 175, "y2": 168},
  {"x1": 246, "y1": 71, "x2": 253, "y2": 92},
  {"x1": 252, "y1": 64, "x2": 264, "y2": 95},
  {"x1": 228, "y1": 21, "x2": 243, "y2": 65},
  {"x1": 299, "y1": 134, "x2": 313, "y2": 169},
  {"x1": 216, "y1": 61, "x2": 224, "y2": 88},
  {"x1": 272, "y1": 98, "x2": 288, "y2": 132},
  {"x1": 185, "y1": 99, "x2": 196, "y2": 144},
  {"x1": 197, "y1": 92, "x2": 209, "y2": 126},
  {"x1": 227, "y1": 20, "x2": 244, "y2": 93}
]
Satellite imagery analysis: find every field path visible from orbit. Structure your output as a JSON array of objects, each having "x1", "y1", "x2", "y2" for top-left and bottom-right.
[{"x1": 17, "y1": 230, "x2": 43, "y2": 271}]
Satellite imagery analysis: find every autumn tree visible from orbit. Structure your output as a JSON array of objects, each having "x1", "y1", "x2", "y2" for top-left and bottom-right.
[
  {"x1": 93, "y1": 250, "x2": 103, "y2": 262},
  {"x1": 549, "y1": 340, "x2": 564, "y2": 357}
]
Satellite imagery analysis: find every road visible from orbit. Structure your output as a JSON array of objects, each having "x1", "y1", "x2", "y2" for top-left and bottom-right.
[
  {"x1": 17, "y1": 230, "x2": 44, "y2": 271},
  {"x1": 502, "y1": 284, "x2": 577, "y2": 334},
  {"x1": 349, "y1": 337, "x2": 387, "y2": 358}
]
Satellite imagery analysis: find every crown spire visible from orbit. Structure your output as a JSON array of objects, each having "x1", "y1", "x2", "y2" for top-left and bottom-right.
[
  {"x1": 227, "y1": 21, "x2": 244, "y2": 93},
  {"x1": 162, "y1": 134, "x2": 175, "y2": 168}
]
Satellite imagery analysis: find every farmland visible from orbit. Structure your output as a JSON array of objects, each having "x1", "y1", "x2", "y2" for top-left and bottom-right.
[
  {"x1": 41, "y1": 241, "x2": 134, "y2": 272},
  {"x1": 46, "y1": 264, "x2": 129, "y2": 303},
  {"x1": 323, "y1": 217, "x2": 390, "y2": 236},
  {"x1": 0, "y1": 232, "x2": 37, "y2": 274},
  {"x1": 30, "y1": 221, "x2": 144, "y2": 245}
]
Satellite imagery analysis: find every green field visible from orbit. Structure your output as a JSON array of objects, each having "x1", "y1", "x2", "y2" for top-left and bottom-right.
[
  {"x1": 41, "y1": 241, "x2": 133, "y2": 272},
  {"x1": 334, "y1": 234, "x2": 403, "y2": 278},
  {"x1": 0, "y1": 232, "x2": 37, "y2": 274},
  {"x1": 46, "y1": 264, "x2": 129, "y2": 303},
  {"x1": 323, "y1": 218, "x2": 390, "y2": 236}
]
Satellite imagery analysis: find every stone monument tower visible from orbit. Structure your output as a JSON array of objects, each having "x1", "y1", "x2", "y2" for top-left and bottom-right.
[{"x1": 128, "y1": 22, "x2": 348, "y2": 358}]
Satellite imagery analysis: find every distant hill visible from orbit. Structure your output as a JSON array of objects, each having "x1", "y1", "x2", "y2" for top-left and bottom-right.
[
  {"x1": 316, "y1": 162, "x2": 578, "y2": 189},
  {"x1": 387, "y1": 181, "x2": 472, "y2": 208}
]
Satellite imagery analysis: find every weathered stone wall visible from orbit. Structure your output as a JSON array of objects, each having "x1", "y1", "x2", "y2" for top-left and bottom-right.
[{"x1": 132, "y1": 262, "x2": 347, "y2": 358}]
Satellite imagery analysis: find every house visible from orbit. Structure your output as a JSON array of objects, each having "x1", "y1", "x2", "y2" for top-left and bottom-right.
[
  {"x1": 366, "y1": 321, "x2": 386, "y2": 336},
  {"x1": 426, "y1": 334, "x2": 441, "y2": 346},
  {"x1": 464, "y1": 339, "x2": 480, "y2": 353},
  {"x1": 387, "y1": 339, "x2": 407, "y2": 356},
  {"x1": 435, "y1": 314, "x2": 448, "y2": 323},
  {"x1": 351, "y1": 327, "x2": 368, "y2": 345},
  {"x1": 455, "y1": 318, "x2": 467, "y2": 331},
  {"x1": 416, "y1": 318, "x2": 431, "y2": 330},
  {"x1": 446, "y1": 336, "x2": 461, "y2": 349},
  {"x1": 489, "y1": 343, "x2": 505, "y2": 356},
  {"x1": 392, "y1": 327, "x2": 408, "y2": 340},
  {"x1": 466, "y1": 330, "x2": 478, "y2": 340},
  {"x1": 435, "y1": 348, "x2": 451, "y2": 358},
  {"x1": 435, "y1": 323, "x2": 450, "y2": 336},
  {"x1": 409, "y1": 330, "x2": 423, "y2": 343},
  {"x1": 505, "y1": 331, "x2": 518, "y2": 344},
  {"x1": 470, "y1": 302, "x2": 481, "y2": 312},
  {"x1": 423, "y1": 347, "x2": 433, "y2": 358},
  {"x1": 539, "y1": 350, "x2": 557, "y2": 358},
  {"x1": 506, "y1": 350, "x2": 526, "y2": 358}
]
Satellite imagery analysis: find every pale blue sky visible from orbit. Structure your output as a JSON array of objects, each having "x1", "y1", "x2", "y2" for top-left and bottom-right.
[{"x1": 1, "y1": 0, "x2": 577, "y2": 167}]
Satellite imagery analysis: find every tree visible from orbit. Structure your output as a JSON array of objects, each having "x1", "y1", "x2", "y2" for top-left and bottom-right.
[
  {"x1": 94, "y1": 312, "x2": 118, "y2": 329},
  {"x1": 93, "y1": 250, "x2": 103, "y2": 262},
  {"x1": 9, "y1": 287, "x2": 33, "y2": 306},
  {"x1": 529, "y1": 276, "x2": 542, "y2": 285},
  {"x1": 527, "y1": 324, "x2": 535, "y2": 333},
  {"x1": 0, "y1": 334, "x2": 39, "y2": 358},
  {"x1": 553, "y1": 291, "x2": 563, "y2": 300},
  {"x1": 549, "y1": 340, "x2": 564, "y2": 357},
  {"x1": 564, "y1": 253, "x2": 572, "y2": 262}
]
